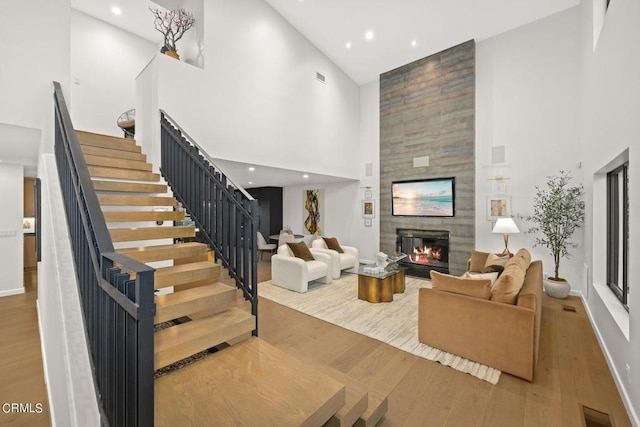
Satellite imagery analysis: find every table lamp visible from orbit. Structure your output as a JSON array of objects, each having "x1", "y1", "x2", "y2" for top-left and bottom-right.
[{"x1": 492, "y1": 217, "x2": 520, "y2": 256}]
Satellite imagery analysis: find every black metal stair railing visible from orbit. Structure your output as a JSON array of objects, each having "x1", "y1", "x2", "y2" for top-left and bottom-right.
[
  {"x1": 53, "y1": 81, "x2": 155, "y2": 427},
  {"x1": 159, "y1": 110, "x2": 259, "y2": 334}
]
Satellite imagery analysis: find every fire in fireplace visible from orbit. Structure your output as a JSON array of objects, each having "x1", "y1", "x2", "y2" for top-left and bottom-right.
[
  {"x1": 408, "y1": 244, "x2": 443, "y2": 265},
  {"x1": 396, "y1": 229, "x2": 450, "y2": 277}
]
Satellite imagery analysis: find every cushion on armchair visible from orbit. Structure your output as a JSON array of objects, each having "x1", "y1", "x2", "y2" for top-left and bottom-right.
[
  {"x1": 322, "y1": 237, "x2": 344, "y2": 253},
  {"x1": 430, "y1": 271, "x2": 492, "y2": 300},
  {"x1": 287, "y1": 242, "x2": 315, "y2": 261}
]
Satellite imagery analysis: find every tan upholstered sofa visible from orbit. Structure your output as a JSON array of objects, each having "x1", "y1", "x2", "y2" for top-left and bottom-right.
[{"x1": 418, "y1": 249, "x2": 543, "y2": 381}]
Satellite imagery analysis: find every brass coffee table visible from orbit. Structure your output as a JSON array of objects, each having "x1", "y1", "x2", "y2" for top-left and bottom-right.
[{"x1": 357, "y1": 267, "x2": 406, "y2": 303}]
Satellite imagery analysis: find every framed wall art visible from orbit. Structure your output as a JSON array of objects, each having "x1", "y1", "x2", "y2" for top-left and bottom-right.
[
  {"x1": 487, "y1": 196, "x2": 511, "y2": 220},
  {"x1": 362, "y1": 199, "x2": 375, "y2": 218}
]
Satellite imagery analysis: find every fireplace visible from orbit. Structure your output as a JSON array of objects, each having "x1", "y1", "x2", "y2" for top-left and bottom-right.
[{"x1": 396, "y1": 229, "x2": 450, "y2": 277}]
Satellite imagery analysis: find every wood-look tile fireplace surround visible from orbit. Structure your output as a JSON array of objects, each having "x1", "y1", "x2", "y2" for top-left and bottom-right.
[{"x1": 379, "y1": 40, "x2": 475, "y2": 277}]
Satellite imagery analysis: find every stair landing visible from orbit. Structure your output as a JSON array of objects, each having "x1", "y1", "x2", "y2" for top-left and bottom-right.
[{"x1": 155, "y1": 337, "x2": 346, "y2": 427}]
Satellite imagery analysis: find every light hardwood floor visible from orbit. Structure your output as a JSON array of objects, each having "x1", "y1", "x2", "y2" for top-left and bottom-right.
[
  {"x1": 0, "y1": 270, "x2": 50, "y2": 426},
  {"x1": 256, "y1": 259, "x2": 632, "y2": 426},
  {"x1": 4, "y1": 259, "x2": 632, "y2": 426}
]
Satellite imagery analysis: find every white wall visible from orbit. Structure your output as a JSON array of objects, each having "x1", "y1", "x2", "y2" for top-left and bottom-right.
[
  {"x1": 283, "y1": 181, "x2": 358, "y2": 245},
  {"x1": 0, "y1": 164, "x2": 24, "y2": 296},
  {"x1": 475, "y1": 3, "x2": 640, "y2": 422},
  {"x1": 0, "y1": 0, "x2": 70, "y2": 155},
  {"x1": 579, "y1": 0, "x2": 640, "y2": 423},
  {"x1": 71, "y1": 10, "x2": 157, "y2": 136},
  {"x1": 356, "y1": 79, "x2": 382, "y2": 262},
  {"x1": 38, "y1": 154, "x2": 101, "y2": 426},
  {"x1": 137, "y1": 0, "x2": 361, "y2": 181},
  {"x1": 475, "y1": 8, "x2": 583, "y2": 286}
]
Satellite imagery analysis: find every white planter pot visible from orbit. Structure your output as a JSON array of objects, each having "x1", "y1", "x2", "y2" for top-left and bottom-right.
[{"x1": 544, "y1": 278, "x2": 571, "y2": 299}]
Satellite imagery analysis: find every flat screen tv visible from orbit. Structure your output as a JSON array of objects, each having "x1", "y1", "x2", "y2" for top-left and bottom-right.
[{"x1": 392, "y1": 177, "x2": 455, "y2": 217}]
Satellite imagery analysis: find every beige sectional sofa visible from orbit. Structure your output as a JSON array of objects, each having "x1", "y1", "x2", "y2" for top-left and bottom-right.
[{"x1": 418, "y1": 249, "x2": 543, "y2": 381}]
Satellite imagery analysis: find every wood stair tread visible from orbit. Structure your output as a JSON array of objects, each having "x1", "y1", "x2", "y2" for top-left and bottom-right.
[
  {"x1": 155, "y1": 282, "x2": 237, "y2": 324},
  {"x1": 76, "y1": 131, "x2": 141, "y2": 153},
  {"x1": 92, "y1": 180, "x2": 167, "y2": 193},
  {"x1": 116, "y1": 242, "x2": 207, "y2": 263},
  {"x1": 279, "y1": 345, "x2": 385, "y2": 427},
  {"x1": 81, "y1": 145, "x2": 147, "y2": 162},
  {"x1": 109, "y1": 225, "x2": 194, "y2": 242},
  {"x1": 154, "y1": 261, "x2": 221, "y2": 289},
  {"x1": 103, "y1": 210, "x2": 184, "y2": 223},
  {"x1": 88, "y1": 166, "x2": 159, "y2": 181},
  {"x1": 155, "y1": 337, "x2": 345, "y2": 426},
  {"x1": 154, "y1": 308, "x2": 256, "y2": 370},
  {"x1": 98, "y1": 194, "x2": 175, "y2": 206},
  {"x1": 354, "y1": 389, "x2": 388, "y2": 427},
  {"x1": 84, "y1": 154, "x2": 152, "y2": 172}
]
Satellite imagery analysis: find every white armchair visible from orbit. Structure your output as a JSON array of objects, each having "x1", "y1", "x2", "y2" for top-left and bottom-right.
[
  {"x1": 311, "y1": 238, "x2": 359, "y2": 279},
  {"x1": 271, "y1": 245, "x2": 332, "y2": 293}
]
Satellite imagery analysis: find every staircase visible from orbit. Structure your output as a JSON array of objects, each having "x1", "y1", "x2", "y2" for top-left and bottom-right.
[
  {"x1": 78, "y1": 130, "x2": 255, "y2": 371},
  {"x1": 77, "y1": 130, "x2": 388, "y2": 426}
]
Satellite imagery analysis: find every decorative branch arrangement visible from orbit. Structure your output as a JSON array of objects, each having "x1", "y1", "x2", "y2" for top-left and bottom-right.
[{"x1": 150, "y1": 7, "x2": 195, "y2": 53}]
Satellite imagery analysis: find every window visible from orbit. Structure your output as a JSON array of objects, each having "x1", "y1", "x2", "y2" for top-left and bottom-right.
[{"x1": 606, "y1": 162, "x2": 629, "y2": 310}]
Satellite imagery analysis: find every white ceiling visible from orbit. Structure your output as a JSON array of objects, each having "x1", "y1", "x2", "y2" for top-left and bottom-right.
[
  {"x1": 74, "y1": 0, "x2": 580, "y2": 85},
  {"x1": 213, "y1": 158, "x2": 356, "y2": 190},
  {"x1": 69, "y1": 0, "x2": 580, "y2": 188}
]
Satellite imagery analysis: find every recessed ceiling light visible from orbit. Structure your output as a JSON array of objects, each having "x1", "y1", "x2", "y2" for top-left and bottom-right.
[
  {"x1": 248, "y1": 167, "x2": 255, "y2": 171},
  {"x1": 345, "y1": 42, "x2": 352, "y2": 49},
  {"x1": 303, "y1": 174, "x2": 309, "y2": 179},
  {"x1": 411, "y1": 40, "x2": 417, "y2": 47},
  {"x1": 111, "y1": 6, "x2": 122, "y2": 15},
  {"x1": 365, "y1": 30, "x2": 374, "y2": 41},
  {"x1": 249, "y1": 181, "x2": 253, "y2": 185}
]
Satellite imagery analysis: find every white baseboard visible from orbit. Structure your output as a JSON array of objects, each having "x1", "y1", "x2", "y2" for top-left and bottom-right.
[
  {"x1": 577, "y1": 291, "x2": 640, "y2": 426},
  {"x1": 36, "y1": 299, "x2": 57, "y2": 427},
  {"x1": 0, "y1": 287, "x2": 25, "y2": 297}
]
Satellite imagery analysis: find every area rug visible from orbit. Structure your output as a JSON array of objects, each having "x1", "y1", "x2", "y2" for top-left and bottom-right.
[{"x1": 258, "y1": 274, "x2": 501, "y2": 384}]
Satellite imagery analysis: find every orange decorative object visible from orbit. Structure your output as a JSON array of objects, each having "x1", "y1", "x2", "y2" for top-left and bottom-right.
[{"x1": 165, "y1": 51, "x2": 180, "y2": 60}]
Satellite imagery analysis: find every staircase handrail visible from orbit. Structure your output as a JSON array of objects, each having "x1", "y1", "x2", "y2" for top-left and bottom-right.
[
  {"x1": 159, "y1": 111, "x2": 259, "y2": 335},
  {"x1": 53, "y1": 81, "x2": 155, "y2": 427},
  {"x1": 159, "y1": 109, "x2": 255, "y2": 202}
]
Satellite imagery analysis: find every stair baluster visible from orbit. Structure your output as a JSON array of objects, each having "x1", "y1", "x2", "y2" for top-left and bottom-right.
[
  {"x1": 159, "y1": 111, "x2": 259, "y2": 335},
  {"x1": 53, "y1": 81, "x2": 155, "y2": 427}
]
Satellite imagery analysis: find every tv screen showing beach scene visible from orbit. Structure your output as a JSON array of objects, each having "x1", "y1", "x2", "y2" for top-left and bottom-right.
[{"x1": 392, "y1": 178, "x2": 455, "y2": 217}]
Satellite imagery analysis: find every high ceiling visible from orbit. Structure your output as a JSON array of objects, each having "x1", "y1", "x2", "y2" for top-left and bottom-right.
[
  {"x1": 73, "y1": 0, "x2": 579, "y2": 85},
  {"x1": 68, "y1": 0, "x2": 580, "y2": 188}
]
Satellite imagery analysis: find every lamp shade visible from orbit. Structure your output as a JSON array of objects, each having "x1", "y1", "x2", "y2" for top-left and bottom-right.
[{"x1": 492, "y1": 217, "x2": 520, "y2": 234}]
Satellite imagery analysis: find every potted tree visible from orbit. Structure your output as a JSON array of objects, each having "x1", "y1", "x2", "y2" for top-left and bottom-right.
[
  {"x1": 528, "y1": 171, "x2": 585, "y2": 298},
  {"x1": 150, "y1": 7, "x2": 195, "y2": 60}
]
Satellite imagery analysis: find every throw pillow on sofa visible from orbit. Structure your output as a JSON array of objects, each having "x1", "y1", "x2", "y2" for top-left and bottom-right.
[
  {"x1": 484, "y1": 253, "x2": 510, "y2": 269},
  {"x1": 482, "y1": 264, "x2": 505, "y2": 277},
  {"x1": 430, "y1": 271, "x2": 492, "y2": 300},
  {"x1": 287, "y1": 242, "x2": 315, "y2": 261},
  {"x1": 462, "y1": 271, "x2": 500, "y2": 291},
  {"x1": 490, "y1": 253, "x2": 529, "y2": 304},
  {"x1": 513, "y1": 248, "x2": 532, "y2": 268},
  {"x1": 468, "y1": 250, "x2": 490, "y2": 272}
]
